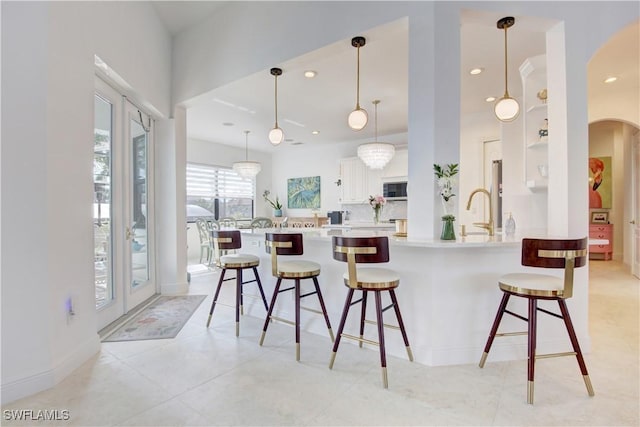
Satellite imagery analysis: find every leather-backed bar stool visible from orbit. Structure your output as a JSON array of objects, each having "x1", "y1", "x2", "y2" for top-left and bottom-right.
[
  {"x1": 206, "y1": 230, "x2": 269, "y2": 336},
  {"x1": 479, "y1": 237, "x2": 594, "y2": 404},
  {"x1": 260, "y1": 232, "x2": 334, "y2": 361},
  {"x1": 329, "y1": 236, "x2": 413, "y2": 388}
]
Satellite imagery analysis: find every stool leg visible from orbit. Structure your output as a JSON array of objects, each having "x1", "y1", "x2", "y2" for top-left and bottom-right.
[
  {"x1": 527, "y1": 298, "x2": 538, "y2": 404},
  {"x1": 558, "y1": 299, "x2": 595, "y2": 397},
  {"x1": 295, "y1": 278, "x2": 301, "y2": 361},
  {"x1": 312, "y1": 277, "x2": 334, "y2": 342},
  {"x1": 206, "y1": 268, "x2": 226, "y2": 327},
  {"x1": 253, "y1": 267, "x2": 269, "y2": 311},
  {"x1": 329, "y1": 288, "x2": 355, "y2": 369},
  {"x1": 260, "y1": 277, "x2": 282, "y2": 346},
  {"x1": 479, "y1": 292, "x2": 511, "y2": 368},
  {"x1": 374, "y1": 290, "x2": 388, "y2": 388},
  {"x1": 389, "y1": 289, "x2": 413, "y2": 362},
  {"x1": 235, "y1": 268, "x2": 242, "y2": 337},
  {"x1": 359, "y1": 291, "x2": 368, "y2": 348}
]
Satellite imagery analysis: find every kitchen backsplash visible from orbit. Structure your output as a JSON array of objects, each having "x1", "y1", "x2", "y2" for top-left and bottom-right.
[{"x1": 340, "y1": 201, "x2": 407, "y2": 222}]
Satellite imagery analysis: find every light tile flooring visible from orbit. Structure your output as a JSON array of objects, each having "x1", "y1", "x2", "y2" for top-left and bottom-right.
[{"x1": 3, "y1": 260, "x2": 638, "y2": 426}]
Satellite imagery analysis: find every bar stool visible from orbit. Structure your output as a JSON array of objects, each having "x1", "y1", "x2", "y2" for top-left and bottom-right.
[
  {"x1": 206, "y1": 230, "x2": 269, "y2": 336},
  {"x1": 329, "y1": 236, "x2": 413, "y2": 388},
  {"x1": 259, "y1": 232, "x2": 334, "y2": 361},
  {"x1": 479, "y1": 237, "x2": 594, "y2": 404}
]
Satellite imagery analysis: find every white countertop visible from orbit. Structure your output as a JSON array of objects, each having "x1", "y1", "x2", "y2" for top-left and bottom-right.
[{"x1": 321, "y1": 221, "x2": 396, "y2": 230}]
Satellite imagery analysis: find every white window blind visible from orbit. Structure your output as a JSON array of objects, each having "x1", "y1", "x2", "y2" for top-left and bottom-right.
[{"x1": 187, "y1": 163, "x2": 254, "y2": 198}]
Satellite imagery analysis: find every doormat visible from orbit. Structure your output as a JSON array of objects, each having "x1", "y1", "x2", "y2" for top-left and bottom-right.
[{"x1": 102, "y1": 295, "x2": 206, "y2": 342}]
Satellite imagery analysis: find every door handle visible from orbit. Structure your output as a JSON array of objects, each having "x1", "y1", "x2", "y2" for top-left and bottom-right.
[
  {"x1": 125, "y1": 226, "x2": 134, "y2": 240},
  {"x1": 631, "y1": 220, "x2": 636, "y2": 225}
]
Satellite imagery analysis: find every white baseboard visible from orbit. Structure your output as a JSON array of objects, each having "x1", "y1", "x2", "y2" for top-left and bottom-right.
[{"x1": 1, "y1": 334, "x2": 101, "y2": 405}]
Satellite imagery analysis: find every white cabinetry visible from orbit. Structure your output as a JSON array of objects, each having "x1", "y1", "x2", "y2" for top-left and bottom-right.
[
  {"x1": 339, "y1": 157, "x2": 382, "y2": 203},
  {"x1": 382, "y1": 148, "x2": 408, "y2": 179},
  {"x1": 519, "y1": 54, "x2": 548, "y2": 192}
]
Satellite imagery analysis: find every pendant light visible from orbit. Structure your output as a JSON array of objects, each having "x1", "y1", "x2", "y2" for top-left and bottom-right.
[
  {"x1": 348, "y1": 36, "x2": 368, "y2": 131},
  {"x1": 494, "y1": 16, "x2": 520, "y2": 122},
  {"x1": 357, "y1": 100, "x2": 395, "y2": 169},
  {"x1": 233, "y1": 130, "x2": 262, "y2": 178},
  {"x1": 268, "y1": 67, "x2": 284, "y2": 145}
]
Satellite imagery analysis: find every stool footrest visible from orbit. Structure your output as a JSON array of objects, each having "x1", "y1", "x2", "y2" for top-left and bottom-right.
[
  {"x1": 269, "y1": 315, "x2": 295, "y2": 326},
  {"x1": 300, "y1": 290, "x2": 318, "y2": 299},
  {"x1": 341, "y1": 333, "x2": 379, "y2": 347},
  {"x1": 279, "y1": 286, "x2": 295, "y2": 294},
  {"x1": 535, "y1": 351, "x2": 577, "y2": 360},
  {"x1": 364, "y1": 319, "x2": 400, "y2": 330},
  {"x1": 537, "y1": 307, "x2": 562, "y2": 319},
  {"x1": 301, "y1": 306, "x2": 322, "y2": 315},
  {"x1": 496, "y1": 331, "x2": 528, "y2": 337}
]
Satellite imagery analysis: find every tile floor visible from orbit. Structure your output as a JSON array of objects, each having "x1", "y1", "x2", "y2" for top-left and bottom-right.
[{"x1": 2, "y1": 260, "x2": 638, "y2": 426}]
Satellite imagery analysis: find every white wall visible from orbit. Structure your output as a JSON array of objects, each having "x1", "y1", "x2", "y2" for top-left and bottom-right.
[{"x1": 1, "y1": 1, "x2": 172, "y2": 403}]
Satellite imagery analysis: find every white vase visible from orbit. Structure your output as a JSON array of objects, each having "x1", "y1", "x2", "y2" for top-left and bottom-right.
[{"x1": 441, "y1": 198, "x2": 455, "y2": 218}]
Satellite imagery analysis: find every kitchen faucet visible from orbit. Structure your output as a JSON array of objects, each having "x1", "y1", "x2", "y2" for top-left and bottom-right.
[{"x1": 466, "y1": 188, "x2": 494, "y2": 236}]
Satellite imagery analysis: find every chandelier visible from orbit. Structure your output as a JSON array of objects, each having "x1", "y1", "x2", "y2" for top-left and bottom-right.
[
  {"x1": 357, "y1": 100, "x2": 395, "y2": 169},
  {"x1": 233, "y1": 130, "x2": 261, "y2": 178}
]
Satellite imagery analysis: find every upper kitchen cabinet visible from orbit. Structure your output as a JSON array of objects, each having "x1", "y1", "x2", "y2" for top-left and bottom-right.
[
  {"x1": 339, "y1": 157, "x2": 382, "y2": 204},
  {"x1": 381, "y1": 148, "x2": 408, "y2": 179},
  {"x1": 520, "y1": 54, "x2": 548, "y2": 191}
]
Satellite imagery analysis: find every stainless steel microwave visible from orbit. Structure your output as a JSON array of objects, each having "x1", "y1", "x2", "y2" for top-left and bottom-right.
[{"x1": 382, "y1": 181, "x2": 408, "y2": 200}]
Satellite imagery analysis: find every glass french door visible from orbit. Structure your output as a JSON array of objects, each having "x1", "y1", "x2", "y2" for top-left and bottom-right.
[{"x1": 94, "y1": 77, "x2": 156, "y2": 330}]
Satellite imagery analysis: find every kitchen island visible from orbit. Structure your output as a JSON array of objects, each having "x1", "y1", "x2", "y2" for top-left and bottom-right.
[{"x1": 234, "y1": 228, "x2": 590, "y2": 367}]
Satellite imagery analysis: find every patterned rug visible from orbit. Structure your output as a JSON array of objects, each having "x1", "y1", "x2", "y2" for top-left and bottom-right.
[{"x1": 102, "y1": 295, "x2": 206, "y2": 342}]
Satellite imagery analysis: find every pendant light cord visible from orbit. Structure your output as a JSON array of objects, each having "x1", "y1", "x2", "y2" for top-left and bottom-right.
[
  {"x1": 244, "y1": 131, "x2": 250, "y2": 161},
  {"x1": 503, "y1": 26, "x2": 509, "y2": 97},
  {"x1": 355, "y1": 46, "x2": 361, "y2": 109},
  {"x1": 373, "y1": 100, "x2": 380, "y2": 142},
  {"x1": 274, "y1": 75, "x2": 279, "y2": 128}
]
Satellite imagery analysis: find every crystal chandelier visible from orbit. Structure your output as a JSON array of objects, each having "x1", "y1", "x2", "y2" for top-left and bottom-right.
[
  {"x1": 233, "y1": 130, "x2": 261, "y2": 178},
  {"x1": 357, "y1": 100, "x2": 395, "y2": 169}
]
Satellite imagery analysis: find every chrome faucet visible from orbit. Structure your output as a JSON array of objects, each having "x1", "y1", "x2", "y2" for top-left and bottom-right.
[{"x1": 466, "y1": 188, "x2": 494, "y2": 236}]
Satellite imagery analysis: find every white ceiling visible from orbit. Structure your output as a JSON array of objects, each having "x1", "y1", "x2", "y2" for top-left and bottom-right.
[{"x1": 151, "y1": 3, "x2": 639, "y2": 153}]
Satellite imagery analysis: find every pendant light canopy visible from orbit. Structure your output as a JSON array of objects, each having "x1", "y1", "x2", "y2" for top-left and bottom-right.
[
  {"x1": 357, "y1": 100, "x2": 395, "y2": 170},
  {"x1": 494, "y1": 16, "x2": 520, "y2": 122},
  {"x1": 233, "y1": 130, "x2": 262, "y2": 178},
  {"x1": 268, "y1": 67, "x2": 284, "y2": 145},
  {"x1": 348, "y1": 36, "x2": 368, "y2": 131}
]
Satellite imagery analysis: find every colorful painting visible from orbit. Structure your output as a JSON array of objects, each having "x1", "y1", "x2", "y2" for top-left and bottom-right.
[
  {"x1": 589, "y1": 156, "x2": 612, "y2": 209},
  {"x1": 287, "y1": 176, "x2": 320, "y2": 209}
]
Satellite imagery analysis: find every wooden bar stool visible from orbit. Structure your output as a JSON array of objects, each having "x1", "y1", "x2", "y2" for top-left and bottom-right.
[
  {"x1": 259, "y1": 232, "x2": 334, "y2": 361},
  {"x1": 206, "y1": 230, "x2": 268, "y2": 336},
  {"x1": 479, "y1": 237, "x2": 594, "y2": 404},
  {"x1": 329, "y1": 236, "x2": 413, "y2": 388}
]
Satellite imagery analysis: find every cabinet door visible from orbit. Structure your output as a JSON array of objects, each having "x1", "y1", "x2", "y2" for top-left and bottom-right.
[{"x1": 340, "y1": 157, "x2": 368, "y2": 203}]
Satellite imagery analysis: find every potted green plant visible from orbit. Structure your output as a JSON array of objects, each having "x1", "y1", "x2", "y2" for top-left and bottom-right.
[{"x1": 263, "y1": 190, "x2": 283, "y2": 217}]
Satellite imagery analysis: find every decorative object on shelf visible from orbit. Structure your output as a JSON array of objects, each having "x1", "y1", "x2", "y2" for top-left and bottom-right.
[
  {"x1": 538, "y1": 118, "x2": 548, "y2": 141},
  {"x1": 368, "y1": 194, "x2": 386, "y2": 224},
  {"x1": 263, "y1": 190, "x2": 283, "y2": 217},
  {"x1": 358, "y1": 100, "x2": 395, "y2": 169},
  {"x1": 537, "y1": 164, "x2": 548, "y2": 177},
  {"x1": 494, "y1": 17, "x2": 520, "y2": 122},
  {"x1": 287, "y1": 176, "x2": 321, "y2": 209},
  {"x1": 434, "y1": 163, "x2": 459, "y2": 240},
  {"x1": 348, "y1": 36, "x2": 368, "y2": 131},
  {"x1": 504, "y1": 212, "x2": 516, "y2": 236},
  {"x1": 537, "y1": 88, "x2": 548, "y2": 104},
  {"x1": 232, "y1": 130, "x2": 262, "y2": 178},
  {"x1": 268, "y1": 67, "x2": 284, "y2": 145}
]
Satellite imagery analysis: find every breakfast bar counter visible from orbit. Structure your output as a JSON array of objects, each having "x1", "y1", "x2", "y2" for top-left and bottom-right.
[{"x1": 235, "y1": 228, "x2": 590, "y2": 367}]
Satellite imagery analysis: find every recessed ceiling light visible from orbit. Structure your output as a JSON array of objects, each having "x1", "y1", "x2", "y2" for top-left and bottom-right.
[
  {"x1": 292, "y1": 142, "x2": 304, "y2": 145},
  {"x1": 304, "y1": 70, "x2": 317, "y2": 78},
  {"x1": 284, "y1": 138, "x2": 294, "y2": 142},
  {"x1": 469, "y1": 68, "x2": 484, "y2": 75},
  {"x1": 604, "y1": 76, "x2": 617, "y2": 83},
  {"x1": 485, "y1": 96, "x2": 496, "y2": 102},
  {"x1": 312, "y1": 130, "x2": 320, "y2": 135},
  {"x1": 222, "y1": 122, "x2": 234, "y2": 126}
]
